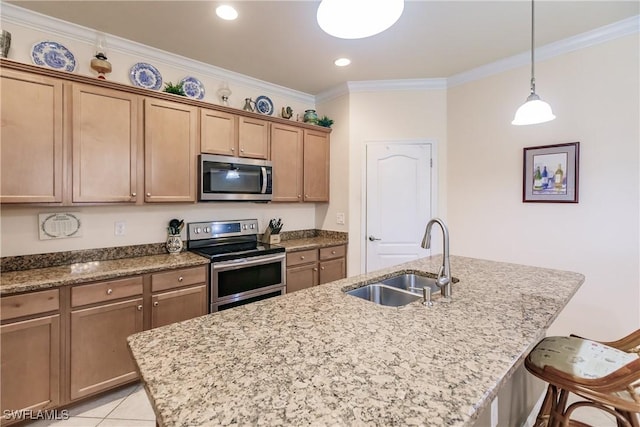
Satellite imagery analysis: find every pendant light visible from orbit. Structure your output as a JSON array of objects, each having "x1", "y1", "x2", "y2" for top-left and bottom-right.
[
  {"x1": 512, "y1": 0, "x2": 556, "y2": 125},
  {"x1": 317, "y1": 0, "x2": 404, "y2": 39}
]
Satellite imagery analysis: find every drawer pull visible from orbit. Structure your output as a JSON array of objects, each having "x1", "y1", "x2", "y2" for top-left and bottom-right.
[
  {"x1": 153, "y1": 301, "x2": 159, "y2": 307},
  {"x1": 321, "y1": 266, "x2": 325, "y2": 270},
  {"x1": 137, "y1": 305, "x2": 143, "y2": 311},
  {"x1": 331, "y1": 250, "x2": 336, "y2": 255},
  {"x1": 147, "y1": 192, "x2": 151, "y2": 197},
  {"x1": 106, "y1": 289, "x2": 113, "y2": 295},
  {"x1": 313, "y1": 267, "x2": 318, "y2": 271},
  {"x1": 131, "y1": 192, "x2": 137, "y2": 197},
  {"x1": 178, "y1": 276, "x2": 184, "y2": 282}
]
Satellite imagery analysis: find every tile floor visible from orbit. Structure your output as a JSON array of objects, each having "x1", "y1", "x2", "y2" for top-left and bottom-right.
[
  {"x1": 28, "y1": 383, "x2": 155, "y2": 427},
  {"x1": 25, "y1": 385, "x2": 627, "y2": 427}
]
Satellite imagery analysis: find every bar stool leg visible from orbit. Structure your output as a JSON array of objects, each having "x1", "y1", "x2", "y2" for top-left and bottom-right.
[{"x1": 534, "y1": 384, "x2": 558, "y2": 427}]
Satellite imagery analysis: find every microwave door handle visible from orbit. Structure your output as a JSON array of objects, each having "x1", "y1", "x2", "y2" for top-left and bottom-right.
[{"x1": 260, "y1": 166, "x2": 267, "y2": 194}]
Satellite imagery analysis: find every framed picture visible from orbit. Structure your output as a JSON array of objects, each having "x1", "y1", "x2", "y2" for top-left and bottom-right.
[{"x1": 523, "y1": 142, "x2": 579, "y2": 203}]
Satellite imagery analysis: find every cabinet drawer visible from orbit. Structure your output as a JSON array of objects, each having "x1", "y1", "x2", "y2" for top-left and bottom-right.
[
  {"x1": 1, "y1": 289, "x2": 60, "y2": 321},
  {"x1": 286, "y1": 249, "x2": 318, "y2": 267},
  {"x1": 151, "y1": 266, "x2": 207, "y2": 292},
  {"x1": 72, "y1": 277, "x2": 143, "y2": 307},
  {"x1": 319, "y1": 245, "x2": 346, "y2": 260}
]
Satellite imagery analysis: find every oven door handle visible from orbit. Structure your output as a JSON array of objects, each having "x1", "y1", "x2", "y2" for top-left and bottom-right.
[{"x1": 213, "y1": 253, "x2": 285, "y2": 271}]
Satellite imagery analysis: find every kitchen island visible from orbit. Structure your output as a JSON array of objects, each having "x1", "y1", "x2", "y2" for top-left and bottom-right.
[{"x1": 127, "y1": 255, "x2": 584, "y2": 426}]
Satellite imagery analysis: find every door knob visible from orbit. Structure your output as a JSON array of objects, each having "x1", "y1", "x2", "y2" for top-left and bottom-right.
[{"x1": 368, "y1": 235, "x2": 382, "y2": 242}]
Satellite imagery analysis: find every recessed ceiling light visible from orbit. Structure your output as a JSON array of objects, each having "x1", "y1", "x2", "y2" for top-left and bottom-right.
[
  {"x1": 334, "y1": 58, "x2": 351, "y2": 67},
  {"x1": 317, "y1": 0, "x2": 404, "y2": 39},
  {"x1": 216, "y1": 5, "x2": 238, "y2": 20}
]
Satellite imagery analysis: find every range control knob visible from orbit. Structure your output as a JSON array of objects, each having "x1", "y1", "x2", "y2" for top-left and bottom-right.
[
  {"x1": 195, "y1": 227, "x2": 201, "y2": 234},
  {"x1": 204, "y1": 227, "x2": 210, "y2": 233},
  {"x1": 250, "y1": 224, "x2": 255, "y2": 229}
]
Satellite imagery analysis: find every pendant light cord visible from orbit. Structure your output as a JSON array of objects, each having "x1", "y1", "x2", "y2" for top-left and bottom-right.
[{"x1": 530, "y1": 0, "x2": 536, "y2": 95}]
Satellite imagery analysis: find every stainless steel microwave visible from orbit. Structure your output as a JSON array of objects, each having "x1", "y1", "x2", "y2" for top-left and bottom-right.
[{"x1": 199, "y1": 154, "x2": 273, "y2": 202}]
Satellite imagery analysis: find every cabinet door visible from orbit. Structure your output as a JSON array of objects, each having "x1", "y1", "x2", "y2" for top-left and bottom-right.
[
  {"x1": 238, "y1": 116, "x2": 269, "y2": 159},
  {"x1": 270, "y1": 123, "x2": 303, "y2": 202},
  {"x1": 319, "y1": 257, "x2": 346, "y2": 285},
  {"x1": 70, "y1": 298, "x2": 143, "y2": 400},
  {"x1": 72, "y1": 84, "x2": 139, "y2": 203},
  {"x1": 151, "y1": 284, "x2": 207, "y2": 329},
  {"x1": 200, "y1": 109, "x2": 237, "y2": 156},
  {"x1": 144, "y1": 98, "x2": 197, "y2": 202},
  {"x1": 286, "y1": 263, "x2": 318, "y2": 293},
  {"x1": 303, "y1": 130, "x2": 330, "y2": 202},
  {"x1": 0, "y1": 69, "x2": 63, "y2": 203},
  {"x1": 1, "y1": 315, "x2": 60, "y2": 417}
]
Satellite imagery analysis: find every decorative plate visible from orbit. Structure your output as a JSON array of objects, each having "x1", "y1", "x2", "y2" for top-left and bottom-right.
[
  {"x1": 180, "y1": 76, "x2": 205, "y2": 100},
  {"x1": 129, "y1": 62, "x2": 163, "y2": 90},
  {"x1": 31, "y1": 41, "x2": 77, "y2": 72},
  {"x1": 255, "y1": 95, "x2": 274, "y2": 115}
]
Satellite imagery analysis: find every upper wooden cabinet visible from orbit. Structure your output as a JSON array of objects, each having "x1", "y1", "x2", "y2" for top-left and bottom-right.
[
  {"x1": 144, "y1": 98, "x2": 198, "y2": 202},
  {"x1": 270, "y1": 123, "x2": 303, "y2": 202},
  {"x1": 200, "y1": 108, "x2": 237, "y2": 156},
  {"x1": 270, "y1": 125, "x2": 330, "y2": 203},
  {"x1": 0, "y1": 69, "x2": 64, "y2": 203},
  {"x1": 303, "y1": 129, "x2": 330, "y2": 202},
  {"x1": 238, "y1": 116, "x2": 269, "y2": 159},
  {"x1": 200, "y1": 110, "x2": 269, "y2": 160},
  {"x1": 71, "y1": 84, "x2": 140, "y2": 203}
]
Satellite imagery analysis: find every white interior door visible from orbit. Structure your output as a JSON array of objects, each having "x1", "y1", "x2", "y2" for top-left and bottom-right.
[{"x1": 365, "y1": 142, "x2": 433, "y2": 272}]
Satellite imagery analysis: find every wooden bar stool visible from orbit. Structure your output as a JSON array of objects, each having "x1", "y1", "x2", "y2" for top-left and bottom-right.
[{"x1": 525, "y1": 329, "x2": 640, "y2": 427}]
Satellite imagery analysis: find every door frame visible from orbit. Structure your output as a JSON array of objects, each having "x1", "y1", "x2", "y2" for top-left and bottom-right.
[{"x1": 360, "y1": 139, "x2": 439, "y2": 274}]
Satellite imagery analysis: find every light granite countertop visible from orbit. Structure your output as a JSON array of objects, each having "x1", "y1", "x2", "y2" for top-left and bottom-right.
[
  {"x1": 127, "y1": 255, "x2": 584, "y2": 427},
  {"x1": 0, "y1": 252, "x2": 210, "y2": 295},
  {"x1": 278, "y1": 235, "x2": 348, "y2": 252}
]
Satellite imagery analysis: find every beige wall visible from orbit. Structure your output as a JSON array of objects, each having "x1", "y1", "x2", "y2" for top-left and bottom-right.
[
  {"x1": 447, "y1": 34, "x2": 640, "y2": 340},
  {"x1": 347, "y1": 89, "x2": 448, "y2": 274}
]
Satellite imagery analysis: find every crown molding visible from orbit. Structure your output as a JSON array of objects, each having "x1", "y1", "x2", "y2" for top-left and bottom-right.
[
  {"x1": 0, "y1": 3, "x2": 315, "y2": 105},
  {"x1": 316, "y1": 78, "x2": 447, "y2": 103},
  {"x1": 448, "y1": 14, "x2": 640, "y2": 88}
]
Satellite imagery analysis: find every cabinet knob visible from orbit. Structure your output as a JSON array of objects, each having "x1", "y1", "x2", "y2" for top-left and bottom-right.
[
  {"x1": 178, "y1": 276, "x2": 184, "y2": 282},
  {"x1": 297, "y1": 195, "x2": 301, "y2": 198},
  {"x1": 137, "y1": 305, "x2": 143, "y2": 311},
  {"x1": 321, "y1": 266, "x2": 325, "y2": 270},
  {"x1": 153, "y1": 301, "x2": 159, "y2": 307},
  {"x1": 147, "y1": 192, "x2": 151, "y2": 197},
  {"x1": 106, "y1": 288, "x2": 113, "y2": 295},
  {"x1": 300, "y1": 256, "x2": 305, "y2": 260},
  {"x1": 240, "y1": 148, "x2": 244, "y2": 152},
  {"x1": 231, "y1": 147, "x2": 235, "y2": 152},
  {"x1": 313, "y1": 267, "x2": 318, "y2": 271},
  {"x1": 305, "y1": 194, "x2": 309, "y2": 198},
  {"x1": 331, "y1": 250, "x2": 336, "y2": 255},
  {"x1": 131, "y1": 192, "x2": 137, "y2": 197}
]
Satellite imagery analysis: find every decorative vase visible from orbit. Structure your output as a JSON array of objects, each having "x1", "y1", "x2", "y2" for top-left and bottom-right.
[
  {"x1": 303, "y1": 109, "x2": 318, "y2": 124},
  {"x1": 166, "y1": 234, "x2": 183, "y2": 254}
]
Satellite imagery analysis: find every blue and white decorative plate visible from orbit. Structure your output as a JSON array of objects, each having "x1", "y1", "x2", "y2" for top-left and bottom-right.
[
  {"x1": 129, "y1": 62, "x2": 163, "y2": 90},
  {"x1": 31, "y1": 41, "x2": 76, "y2": 72},
  {"x1": 255, "y1": 95, "x2": 274, "y2": 115},
  {"x1": 180, "y1": 76, "x2": 205, "y2": 100}
]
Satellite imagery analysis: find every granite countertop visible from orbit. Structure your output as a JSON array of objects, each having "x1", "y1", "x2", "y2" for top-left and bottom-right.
[
  {"x1": 127, "y1": 255, "x2": 584, "y2": 427},
  {"x1": 0, "y1": 252, "x2": 209, "y2": 295},
  {"x1": 278, "y1": 235, "x2": 348, "y2": 252}
]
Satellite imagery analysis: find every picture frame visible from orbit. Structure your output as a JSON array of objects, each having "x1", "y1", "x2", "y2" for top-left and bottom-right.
[{"x1": 523, "y1": 142, "x2": 579, "y2": 203}]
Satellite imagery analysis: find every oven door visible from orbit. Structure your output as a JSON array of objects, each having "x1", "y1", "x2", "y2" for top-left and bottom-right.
[{"x1": 211, "y1": 252, "x2": 286, "y2": 312}]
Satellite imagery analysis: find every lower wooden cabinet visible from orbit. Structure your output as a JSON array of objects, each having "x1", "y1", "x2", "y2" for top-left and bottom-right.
[
  {"x1": 1, "y1": 315, "x2": 60, "y2": 421},
  {"x1": 70, "y1": 298, "x2": 143, "y2": 400},
  {"x1": 151, "y1": 285, "x2": 207, "y2": 328},
  {"x1": 286, "y1": 244, "x2": 346, "y2": 293}
]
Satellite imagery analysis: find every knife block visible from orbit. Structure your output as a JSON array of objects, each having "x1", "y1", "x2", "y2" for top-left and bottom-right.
[{"x1": 261, "y1": 228, "x2": 281, "y2": 244}]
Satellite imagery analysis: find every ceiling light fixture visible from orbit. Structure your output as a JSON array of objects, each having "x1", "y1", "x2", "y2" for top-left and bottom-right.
[
  {"x1": 334, "y1": 58, "x2": 351, "y2": 67},
  {"x1": 512, "y1": 0, "x2": 555, "y2": 126},
  {"x1": 216, "y1": 5, "x2": 238, "y2": 21},
  {"x1": 317, "y1": 0, "x2": 404, "y2": 39}
]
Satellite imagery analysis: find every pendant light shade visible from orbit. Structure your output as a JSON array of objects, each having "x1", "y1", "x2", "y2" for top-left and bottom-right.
[
  {"x1": 317, "y1": 0, "x2": 404, "y2": 39},
  {"x1": 512, "y1": 0, "x2": 556, "y2": 126}
]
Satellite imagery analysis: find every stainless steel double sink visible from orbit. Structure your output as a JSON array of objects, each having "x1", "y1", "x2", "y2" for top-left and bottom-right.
[{"x1": 345, "y1": 273, "x2": 442, "y2": 307}]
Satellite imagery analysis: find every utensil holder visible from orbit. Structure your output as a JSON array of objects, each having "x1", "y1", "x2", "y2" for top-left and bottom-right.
[{"x1": 166, "y1": 234, "x2": 183, "y2": 254}]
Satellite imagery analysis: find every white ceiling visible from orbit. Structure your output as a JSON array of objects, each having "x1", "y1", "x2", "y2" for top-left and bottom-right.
[{"x1": 8, "y1": 1, "x2": 640, "y2": 95}]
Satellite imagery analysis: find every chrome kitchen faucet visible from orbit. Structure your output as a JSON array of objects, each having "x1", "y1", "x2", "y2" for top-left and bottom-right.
[{"x1": 421, "y1": 218, "x2": 452, "y2": 298}]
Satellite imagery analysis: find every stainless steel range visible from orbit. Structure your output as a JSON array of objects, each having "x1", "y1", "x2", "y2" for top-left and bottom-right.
[{"x1": 187, "y1": 219, "x2": 286, "y2": 313}]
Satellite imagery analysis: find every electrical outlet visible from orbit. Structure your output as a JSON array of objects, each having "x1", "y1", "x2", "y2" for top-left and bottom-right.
[
  {"x1": 336, "y1": 212, "x2": 345, "y2": 225},
  {"x1": 490, "y1": 397, "x2": 499, "y2": 427},
  {"x1": 114, "y1": 221, "x2": 126, "y2": 236}
]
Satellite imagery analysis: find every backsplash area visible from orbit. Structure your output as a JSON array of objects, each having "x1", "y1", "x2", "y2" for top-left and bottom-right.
[{"x1": 0, "y1": 229, "x2": 348, "y2": 272}]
